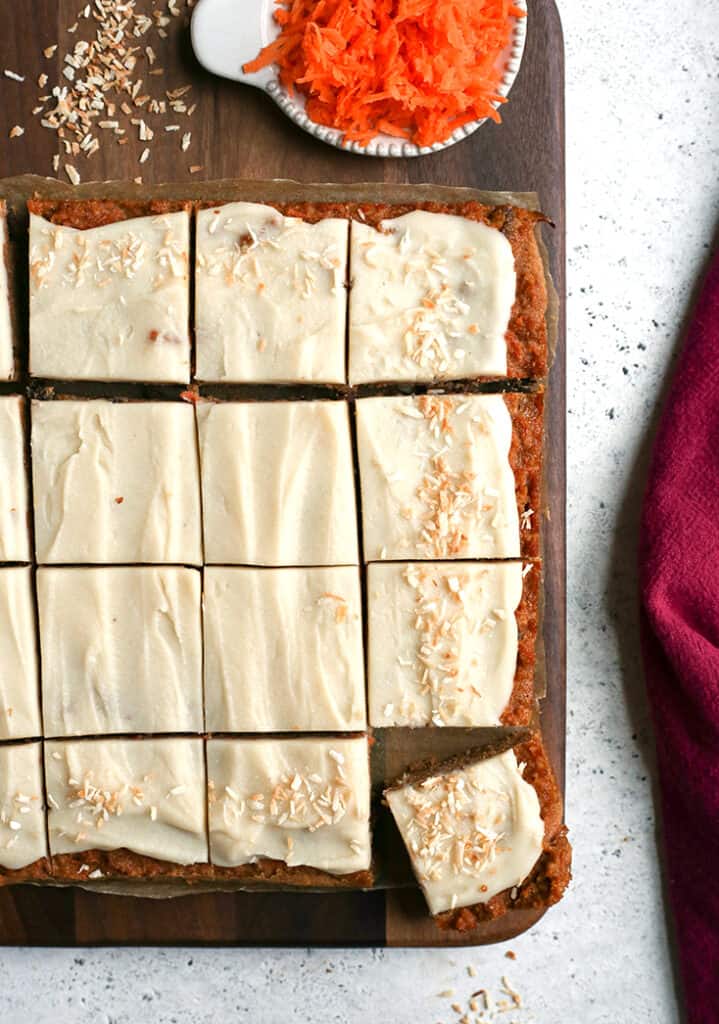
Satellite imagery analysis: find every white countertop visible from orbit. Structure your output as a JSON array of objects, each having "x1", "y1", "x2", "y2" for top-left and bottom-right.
[{"x1": 2, "y1": 1, "x2": 718, "y2": 1020}]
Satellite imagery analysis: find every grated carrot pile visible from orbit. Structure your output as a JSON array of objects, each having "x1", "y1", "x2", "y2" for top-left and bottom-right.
[{"x1": 243, "y1": 0, "x2": 525, "y2": 147}]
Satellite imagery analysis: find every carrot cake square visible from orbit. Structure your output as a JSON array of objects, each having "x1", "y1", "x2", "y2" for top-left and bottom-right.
[
  {"x1": 367, "y1": 560, "x2": 537, "y2": 727},
  {"x1": 348, "y1": 204, "x2": 547, "y2": 385},
  {"x1": 385, "y1": 734, "x2": 571, "y2": 927},
  {"x1": 355, "y1": 392, "x2": 542, "y2": 562},
  {"x1": 0, "y1": 203, "x2": 14, "y2": 380},
  {"x1": 31, "y1": 400, "x2": 202, "y2": 565},
  {"x1": 197, "y1": 400, "x2": 358, "y2": 566},
  {"x1": 0, "y1": 567, "x2": 41, "y2": 741},
  {"x1": 45, "y1": 737, "x2": 208, "y2": 877},
  {"x1": 0, "y1": 396, "x2": 30, "y2": 562},
  {"x1": 195, "y1": 202, "x2": 348, "y2": 383},
  {"x1": 204, "y1": 566, "x2": 365, "y2": 732},
  {"x1": 28, "y1": 200, "x2": 191, "y2": 383},
  {"x1": 38, "y1": 567, "x2": 203, "y2": 737},
  {"x1": 207, "y1": 736, "x2": 372, "y2": 884},
  {"x1": 0, "y1": 742, "x2": 48, "y2": 877}
]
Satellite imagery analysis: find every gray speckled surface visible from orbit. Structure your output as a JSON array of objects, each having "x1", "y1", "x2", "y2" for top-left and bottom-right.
[{"x1": 2, "y1": 2, "x2": 719, "y2": 1020}]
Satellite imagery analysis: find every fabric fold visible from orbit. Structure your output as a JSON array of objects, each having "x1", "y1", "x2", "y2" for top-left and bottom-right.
[{"x1": 639, "y1": 250, "x2": 719, "y2": 1024}]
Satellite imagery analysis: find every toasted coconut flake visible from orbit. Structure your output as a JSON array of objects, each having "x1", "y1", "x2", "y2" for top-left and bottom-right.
[
  {"x1": 220, "y1": 758, "x2": 353, "y2": 839},
  {"x1": 30, "y1": 1, "x2": 201, "y2": 176}
]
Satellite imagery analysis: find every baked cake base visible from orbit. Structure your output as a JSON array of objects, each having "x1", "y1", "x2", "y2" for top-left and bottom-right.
[{"x1": 48, "y1": 850, "x2": 373, "y2": 889}]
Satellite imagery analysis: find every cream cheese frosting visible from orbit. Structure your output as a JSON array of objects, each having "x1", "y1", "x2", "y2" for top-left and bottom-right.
[
  {"x1": 0, "y1": 742, "x2": 47, "y2": 870},
  {"x1": 386, "y1": 749, "x2": 544, "y2": 915},
  {"x1": 349, "y1": 211, "x2": 516, "y2": 384},
  {"x1": 31, "y1": 400, "x2": 202, "y2": 565},
  {"x1": 356, "y1": 393, "x2": 520, "y2": 561},
  {"x1": 0, "y1": 567, "x2": 41, "y2": 741},
  {"x1": 0, "y1": 396, "x2": 30, "y2": 562},
  {"x1": 207, "y1": 736, "x2": 371, "y2": 874},
  {"x1": 0, "y1": 208, "x2": 14, "y2": 380},
  {"x1": 197, "y1": 400, "x2": 358, "y2": 566},
  {"x1": 368, "y1": 561, "x2": 523, "y2": 727},
  {"x1": 29, "y1": 211, "x2": 191, "y2": 382},
  {"x1": 38, "y1": 567, "x2": 203, "y2": 737},
  {"x1": 45, "y1": 737, "x2": 208, "y2": 865},
  {"x1": 196, "y1": 202, "x2": 348, "y2": 383},
  {"x1": 204, "y1": 566, "x2": 366, "y2": 732}
]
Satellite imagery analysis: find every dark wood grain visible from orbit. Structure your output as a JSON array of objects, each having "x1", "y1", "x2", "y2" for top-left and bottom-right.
[
  {"x1": 73, "y1": 889, "x2": 386, "y2": 945},
  {"x1": 0, "y1": 0, "x2": 565, "y2": 946}
]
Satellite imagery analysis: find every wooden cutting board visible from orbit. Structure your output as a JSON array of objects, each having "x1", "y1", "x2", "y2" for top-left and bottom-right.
[{"x1": 0, "y1": 0, "x2": 565, "y2": 946}]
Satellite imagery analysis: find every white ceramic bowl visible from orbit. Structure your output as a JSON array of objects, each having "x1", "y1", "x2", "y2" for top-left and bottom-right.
[{"x1": 191, "y1": 0, "x2": 527, "y2": 158}]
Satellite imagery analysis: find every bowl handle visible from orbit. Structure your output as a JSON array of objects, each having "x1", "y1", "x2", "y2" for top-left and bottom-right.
[{"x1": 191, "y1": 0, "x2": 276, "y2": 89}]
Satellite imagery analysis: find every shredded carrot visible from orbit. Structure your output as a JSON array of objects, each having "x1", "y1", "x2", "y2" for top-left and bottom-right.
[{"x1": 243, "y1": 0, "x2": 524, "y2": 147}]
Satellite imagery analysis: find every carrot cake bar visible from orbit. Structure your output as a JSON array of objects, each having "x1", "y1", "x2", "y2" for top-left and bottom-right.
[
  {"x1": 28, "y1": 199, "x2": 191, "y2": 383},
  {"x1": 355, "y1": 392, "x2": 542, "y2": 561},
  {"x1": 195, "y1": 202, "x2": 348, "y2": 384},
  {"x1": 0, "y1": 396, "x2": 30, "y2": 562},
  {"x1": 0, "y1": 742, "x2": 49, "y2": 881},
  {"x1": 207, "y1": 736, "x2": 372, "y2": 886},
  {"x1": 204, "y1": 566, "x2": 365, "y2": 732},
  {"x1": 45, "y1": 737, "x2": 208, "y2": 879},
  {"x1": 385, "y1": 733, "x2": 571, "y2": 929},
  {"x1": 0, "y1": 568, "x2": 40, "y2": 740},
  {"x1": 38, "y1": 567, "x2": 203, "y2": 737},
  {"x1": 367, "y1": 561, "x2": 538, "y2": 727},
  {"x1": 197, "y1": 400, "x2": 358, "y2": 566},
  {"x1": 348, "y1": 204, "x2": 547, "y2": 385},
  {"x1": 349, "y1": 210, "x2": 515, "y2": 384},
  {"x1": 31, "y1": 399, "x2": 202, "y2": 565},
  {"x1": 0, "y1": 203, "x2": 14, "y2": 380}
]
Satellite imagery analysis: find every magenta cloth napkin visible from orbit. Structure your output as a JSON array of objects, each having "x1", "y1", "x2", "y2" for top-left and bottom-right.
[{"x1": 640, "y1": 251, "x2": 719, "y2": 1022}]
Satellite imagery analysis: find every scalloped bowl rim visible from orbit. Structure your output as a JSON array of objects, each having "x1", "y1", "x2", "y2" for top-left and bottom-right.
[{"x1": 192, "y1": 0, "x2": 528, "y2": 158}]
